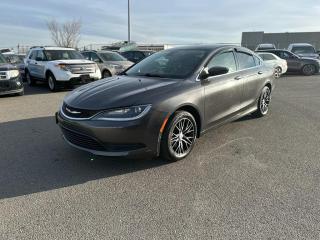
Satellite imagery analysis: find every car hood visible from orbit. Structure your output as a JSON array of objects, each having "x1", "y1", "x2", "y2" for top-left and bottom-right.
[
  {"x1": 64, "y1": 75, "x2": 182, "y2": 110},
  {"x1": 0, "y1": 63, "x2": 18, "y2": 71},
  {"x1": 51, "y1": 59, "x2": 95, "y2": 65},
  {"x1": 104, "y1": 60, "x2": 133, "y2": 67}
]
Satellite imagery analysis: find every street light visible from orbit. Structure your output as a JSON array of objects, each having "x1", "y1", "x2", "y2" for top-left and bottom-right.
[{"x1": 128, "y1": 0, "x2": 131, "y2": 43}]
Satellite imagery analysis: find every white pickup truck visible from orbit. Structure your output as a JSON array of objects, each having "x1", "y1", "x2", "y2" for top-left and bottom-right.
[{"x1": 25, "y1": 46, "x2": 101, "y2": 91}]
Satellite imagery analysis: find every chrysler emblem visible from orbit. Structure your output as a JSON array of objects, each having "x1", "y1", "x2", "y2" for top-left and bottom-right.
[{"x1": 65, "y1": 107, "x2": 81, "y2": 114}]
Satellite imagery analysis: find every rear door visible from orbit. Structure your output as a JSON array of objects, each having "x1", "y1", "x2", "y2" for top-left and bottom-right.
[
  {"x1": 203, "y1": 49, "x2": 243, "y2": 127},
  {"x1": 235, "y1": 49, "x2": 265, "y2": 110}
]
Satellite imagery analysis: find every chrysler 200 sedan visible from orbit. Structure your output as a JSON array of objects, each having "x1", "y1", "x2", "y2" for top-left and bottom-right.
[{"x1": 56, "y1": 45, "x2": 274, "y2": 161}]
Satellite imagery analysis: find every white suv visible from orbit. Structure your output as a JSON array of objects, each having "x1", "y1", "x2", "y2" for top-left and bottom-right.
[{"x1": 25, "y1": 47, "x2": 101, "y2": 91}]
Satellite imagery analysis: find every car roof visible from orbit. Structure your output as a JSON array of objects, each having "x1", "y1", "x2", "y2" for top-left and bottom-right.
[
  {"x1": 31, "y1": 46, "x2": 76, "y2": 51},
  {"x1": 288, "y1": 43, "x2": 313, "y2": 47}
]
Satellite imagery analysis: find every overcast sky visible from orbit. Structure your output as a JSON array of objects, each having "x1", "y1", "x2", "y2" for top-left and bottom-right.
[{"x1": 1, "y1": 0, "x2": 319, "y2": 48}]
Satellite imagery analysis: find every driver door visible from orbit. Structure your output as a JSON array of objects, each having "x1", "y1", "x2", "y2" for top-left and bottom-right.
[{"x1": 203, "y1": 50, "x2": 243, "y2": 128}]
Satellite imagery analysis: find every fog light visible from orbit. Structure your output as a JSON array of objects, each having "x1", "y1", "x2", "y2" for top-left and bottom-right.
[{"x1": 17, "y1": 82, "x2": 21, "y2": 86}]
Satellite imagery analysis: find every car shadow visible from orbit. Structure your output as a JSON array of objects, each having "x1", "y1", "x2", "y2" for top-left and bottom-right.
[
  {"x1": 24, "y1": 83, "x2": 71, "y2": 96},
  {"x1": 0, "y1": 116, "x2": 168, "y2": 199}
]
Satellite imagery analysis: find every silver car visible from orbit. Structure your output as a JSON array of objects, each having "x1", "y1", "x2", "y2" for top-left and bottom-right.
[{"x1": 81, "y1": 50, "x2": 134, "y2": 78}]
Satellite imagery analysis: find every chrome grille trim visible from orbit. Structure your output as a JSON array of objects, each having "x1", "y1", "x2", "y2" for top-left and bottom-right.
[{"x1": 67, "y1": 64, "x2": 96, "y2": 74}]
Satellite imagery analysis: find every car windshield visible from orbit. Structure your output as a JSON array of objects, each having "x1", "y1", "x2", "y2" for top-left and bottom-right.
[
  {"x1": 0, "y1": 54, "x2": 7, "y2": 63},
  {"x1": 125, "y1": 49, "x2": 209, "y2": 79},
  {"x1": 4, "y1": 54, "x2": 22, "y2": 64},
  {"x1": 291, "y1": 46, "x2": 316, "y2": 54},
  {"x1": 44, "y1": 50, "x2": 84, "y2": 61},
  {"x1": 99, "y1": 52, "x2": 127, "y2": 61}
]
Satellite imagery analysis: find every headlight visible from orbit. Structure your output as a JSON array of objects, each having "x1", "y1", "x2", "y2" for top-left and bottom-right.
[
  {"x1": 7, "y1": 70, "x2": 20, "y2": 79},
  {"x1": 92, "y1": 105, "x2": 152, "y2": 121},
  {"x1": 55, "y1": 64, "x2": 69, "y2": 71}
]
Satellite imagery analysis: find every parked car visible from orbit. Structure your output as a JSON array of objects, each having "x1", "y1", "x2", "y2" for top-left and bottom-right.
[
  {"x1": 56, "y1": 45, "x2": 274, "y2": 161},
  {"x1": 257, "y1": 49, "x2": 320, "y2": 76},
  {"x1": 257, "y1": 52, "x2": 287, "y2": 78},
  {"x1": 255, "y1": 44, "x2": 276, "y2": 51},
  {"x1": 120, "y1": 50, "x2": 155, "y2": 63},
  {"x1": 0, "y1": 53, "x2": 24, "y2": 96},
  {"x1": 81, "y1": 50, "x2": 133, "y2": 78},
  {"x1": 288, "y1": 43, "x2": 319, "y2": 59},
  {"x1": 3, "y1": 54, "x2": 26, "y2": 80},
  {"x1": 25, "y1": 46, "x2": 101, "y2": 91}
]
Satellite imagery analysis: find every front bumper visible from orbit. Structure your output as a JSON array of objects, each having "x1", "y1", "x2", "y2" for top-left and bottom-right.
[
  {"x1": 54, "y1": 70, "x2": 102, "y2": 82},
  {"x1": 0, "y1": 77, "x2": 24, "y2": 96},
  {"x1": 55, "y1": 108, "x2": 167, "y2": 158}
]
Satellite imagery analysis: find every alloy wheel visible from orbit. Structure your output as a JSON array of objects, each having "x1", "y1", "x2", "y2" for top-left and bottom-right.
[
  {"x1": 303, "y1": 65, "x2": 315, "y2": 76},
  {"x1": 260, "y1": 87, "x2": 271, "y2": 115},
  {"x1": 169, "y1": 117, "x2": 196, "y2": 158},
  {"x1": 48, "y1": 76, "x2": 55, "y2": 90}
]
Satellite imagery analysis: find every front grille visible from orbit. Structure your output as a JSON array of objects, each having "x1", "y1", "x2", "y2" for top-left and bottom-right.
[
  {"x1": 0, "y1": 72, "x2": 8, "y2": 80},
  {"x1": 61, "y1": 127, "x2": 106, "y2": 151},
  {"x1": 67, "y1": 64, "x2": 95, "y2": 74},
  {"x1": 61, "y1": 103, "x2": 100, "y2": 119},
  {"x1": 0, "y1": 81, "x2": 10, "y2": 89}
]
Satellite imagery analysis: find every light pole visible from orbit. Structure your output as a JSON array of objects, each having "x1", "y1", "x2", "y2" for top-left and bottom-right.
[{"x1": 128, "y1": 0, "x2": 131, "y2": 43}]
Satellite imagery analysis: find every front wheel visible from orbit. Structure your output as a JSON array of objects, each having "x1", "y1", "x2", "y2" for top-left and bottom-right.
[
  {"x1": 253, "y1": 86, "x2": 271, "y2": 118},
  {"x1": 302, "y1": 64, "x2": 316, "y2": 76},
  {"x1": 160, "y1": 111, "x2": 197, "y2": 162},
  {"x1": 47, "y1": 73, "x2": 58, "y2": 92}
]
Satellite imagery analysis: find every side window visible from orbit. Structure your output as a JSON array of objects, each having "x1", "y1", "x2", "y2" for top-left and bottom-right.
[
  {"x1": 281, "y1": 51, "x2": 291, "y2": 59},
  {"x1": 29, "y1": 50, "x2": 37, "y2": 60},
  {"x1": 36, "y1": 50, "x2": 45, "y2": 61},
  {"x1": 206, "y1": 51, "x2": 237, "y2": 73},
  {"x1": 254, "y1": 55, "x2": 262, "y2": 65},
  {"x1": 90, "y1": 52, "x2": 101, "y2": 62},
  {"x1": 82, "y1": 52, "x2": 90, "y2": 60},
  {"x1": 236, "y1": 52, "x2": 256, "y2": 70}
]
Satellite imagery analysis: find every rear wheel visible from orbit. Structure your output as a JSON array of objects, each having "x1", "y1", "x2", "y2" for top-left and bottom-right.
[
  {"x1": 253, "y1": 86, "x2": 271, "y2": 118},
  {"x1": 160, "y1": 111, "x2": 197, "y2": 162},
  {"x1": 47, "y1": 73, "x2": 58, "y2": 92},
  {"x1": 302, "y1": 64, "x2": 316, "y2": 76},
  {"x1": 26, "y1": 71, "x2": 36, "y2": 86},
  {"x1": 102, "y1": 70, "x2": 111, "y2": 78}
]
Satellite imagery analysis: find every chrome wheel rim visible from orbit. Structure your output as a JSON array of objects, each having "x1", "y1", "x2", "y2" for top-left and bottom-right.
[
  {"x1": 169, "y1": 117, "x2": 196, "y2": 158},
  {"x1": 260, "y1": 88, "x2": 271, "y2": 115},
  {"x1": 48, "y1": 76, "x2": 54, "y2": 90}
]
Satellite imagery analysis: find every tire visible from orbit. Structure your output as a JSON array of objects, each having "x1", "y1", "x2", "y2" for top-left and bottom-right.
[
  {"x1": 26, "y1": 71, "x2": 36, "y2": 86},
  {"x1": 160, "y1": 111, "x2": 197, "y2": 162},
  {"x1": 274, "y1": 66, "x2": 282, "y2": 79},
  {"x1": 253, "y1": 86, "x2": 271, "y2": 118},
  {"x1": 47, "y1": 73, "x2": 58, "y2": 92},
  {"x1": 302, "y1": 64, "x2": 316, "y2": 76},
  {"x1": 17, "y1": 89, "x2": 24, "y2": 96},
  {"x1": 102, "y1": 70, "x2": 111, "y2": 78}
]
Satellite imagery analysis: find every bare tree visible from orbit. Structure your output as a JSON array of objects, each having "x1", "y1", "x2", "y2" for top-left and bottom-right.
[{"x1": 47, "y1": 19, "x2": 81, "y2": 48}]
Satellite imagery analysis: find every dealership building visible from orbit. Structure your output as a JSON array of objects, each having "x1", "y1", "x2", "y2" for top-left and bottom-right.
[{"x1": 241, "y1": 31, "x2": 320, "y2": 50}]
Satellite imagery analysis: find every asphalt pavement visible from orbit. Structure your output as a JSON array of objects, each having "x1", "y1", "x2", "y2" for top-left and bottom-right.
[{"x1": 0, "y1": 76, "x2": 320, "y2": 239}]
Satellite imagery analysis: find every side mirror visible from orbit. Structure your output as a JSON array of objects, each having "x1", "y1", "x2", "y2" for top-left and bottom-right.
[{"x1": 200, "y1": 66, "x2": 229, "y2": 80}]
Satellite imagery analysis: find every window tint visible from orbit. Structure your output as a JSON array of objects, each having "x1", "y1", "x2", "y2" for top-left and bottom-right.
[
  {"x1": 236, "y1": 52, "x2": 256, "y2": 69},
  {"x1": 36, "y1": 50, "x2": 45, "y2": 61},
  {"x1": 82, "y1": 52, "x2": 90, "y2": 60},
  {"x1": 90, "y1": 52, "x2": 101, "y2": 62},
  {"x1": 207, "y1": 51, "x2": 237, "y2": 73},
  {"x1": 259, "y1": 53, "x2": 276, "y2": 61}
]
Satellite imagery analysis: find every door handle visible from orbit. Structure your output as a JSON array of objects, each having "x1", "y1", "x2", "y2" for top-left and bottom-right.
[
  {"x1": 258, "y1": 71, "x2": 263, "y2": 75},
  {"x1": 234, "y1": 76, "x2": 242, "y2": 80}
]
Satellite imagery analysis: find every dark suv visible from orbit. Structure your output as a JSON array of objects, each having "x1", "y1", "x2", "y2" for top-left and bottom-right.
[
  {"x1": 120, "y1": 50, "x2": 155, "y2": 63},
  {"x1": 257, "y1": 49, "x2": 320, "y2": 76},
  {"x1": 0, "y1": 53, "x2": 24, "y2": 96}
]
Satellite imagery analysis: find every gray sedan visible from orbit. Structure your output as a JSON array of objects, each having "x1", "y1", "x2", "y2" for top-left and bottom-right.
[
  {"x1": 81, "y1": 50, "x2": 134, "y2": 78},
  {"x1": 57, "y1": 45, "x2": 274, "y2": 162}
]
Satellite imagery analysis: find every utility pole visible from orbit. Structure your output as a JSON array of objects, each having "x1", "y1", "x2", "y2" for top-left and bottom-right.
[{"x1": 128, "y1": 0, "x2": 131, "y2": 43}]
